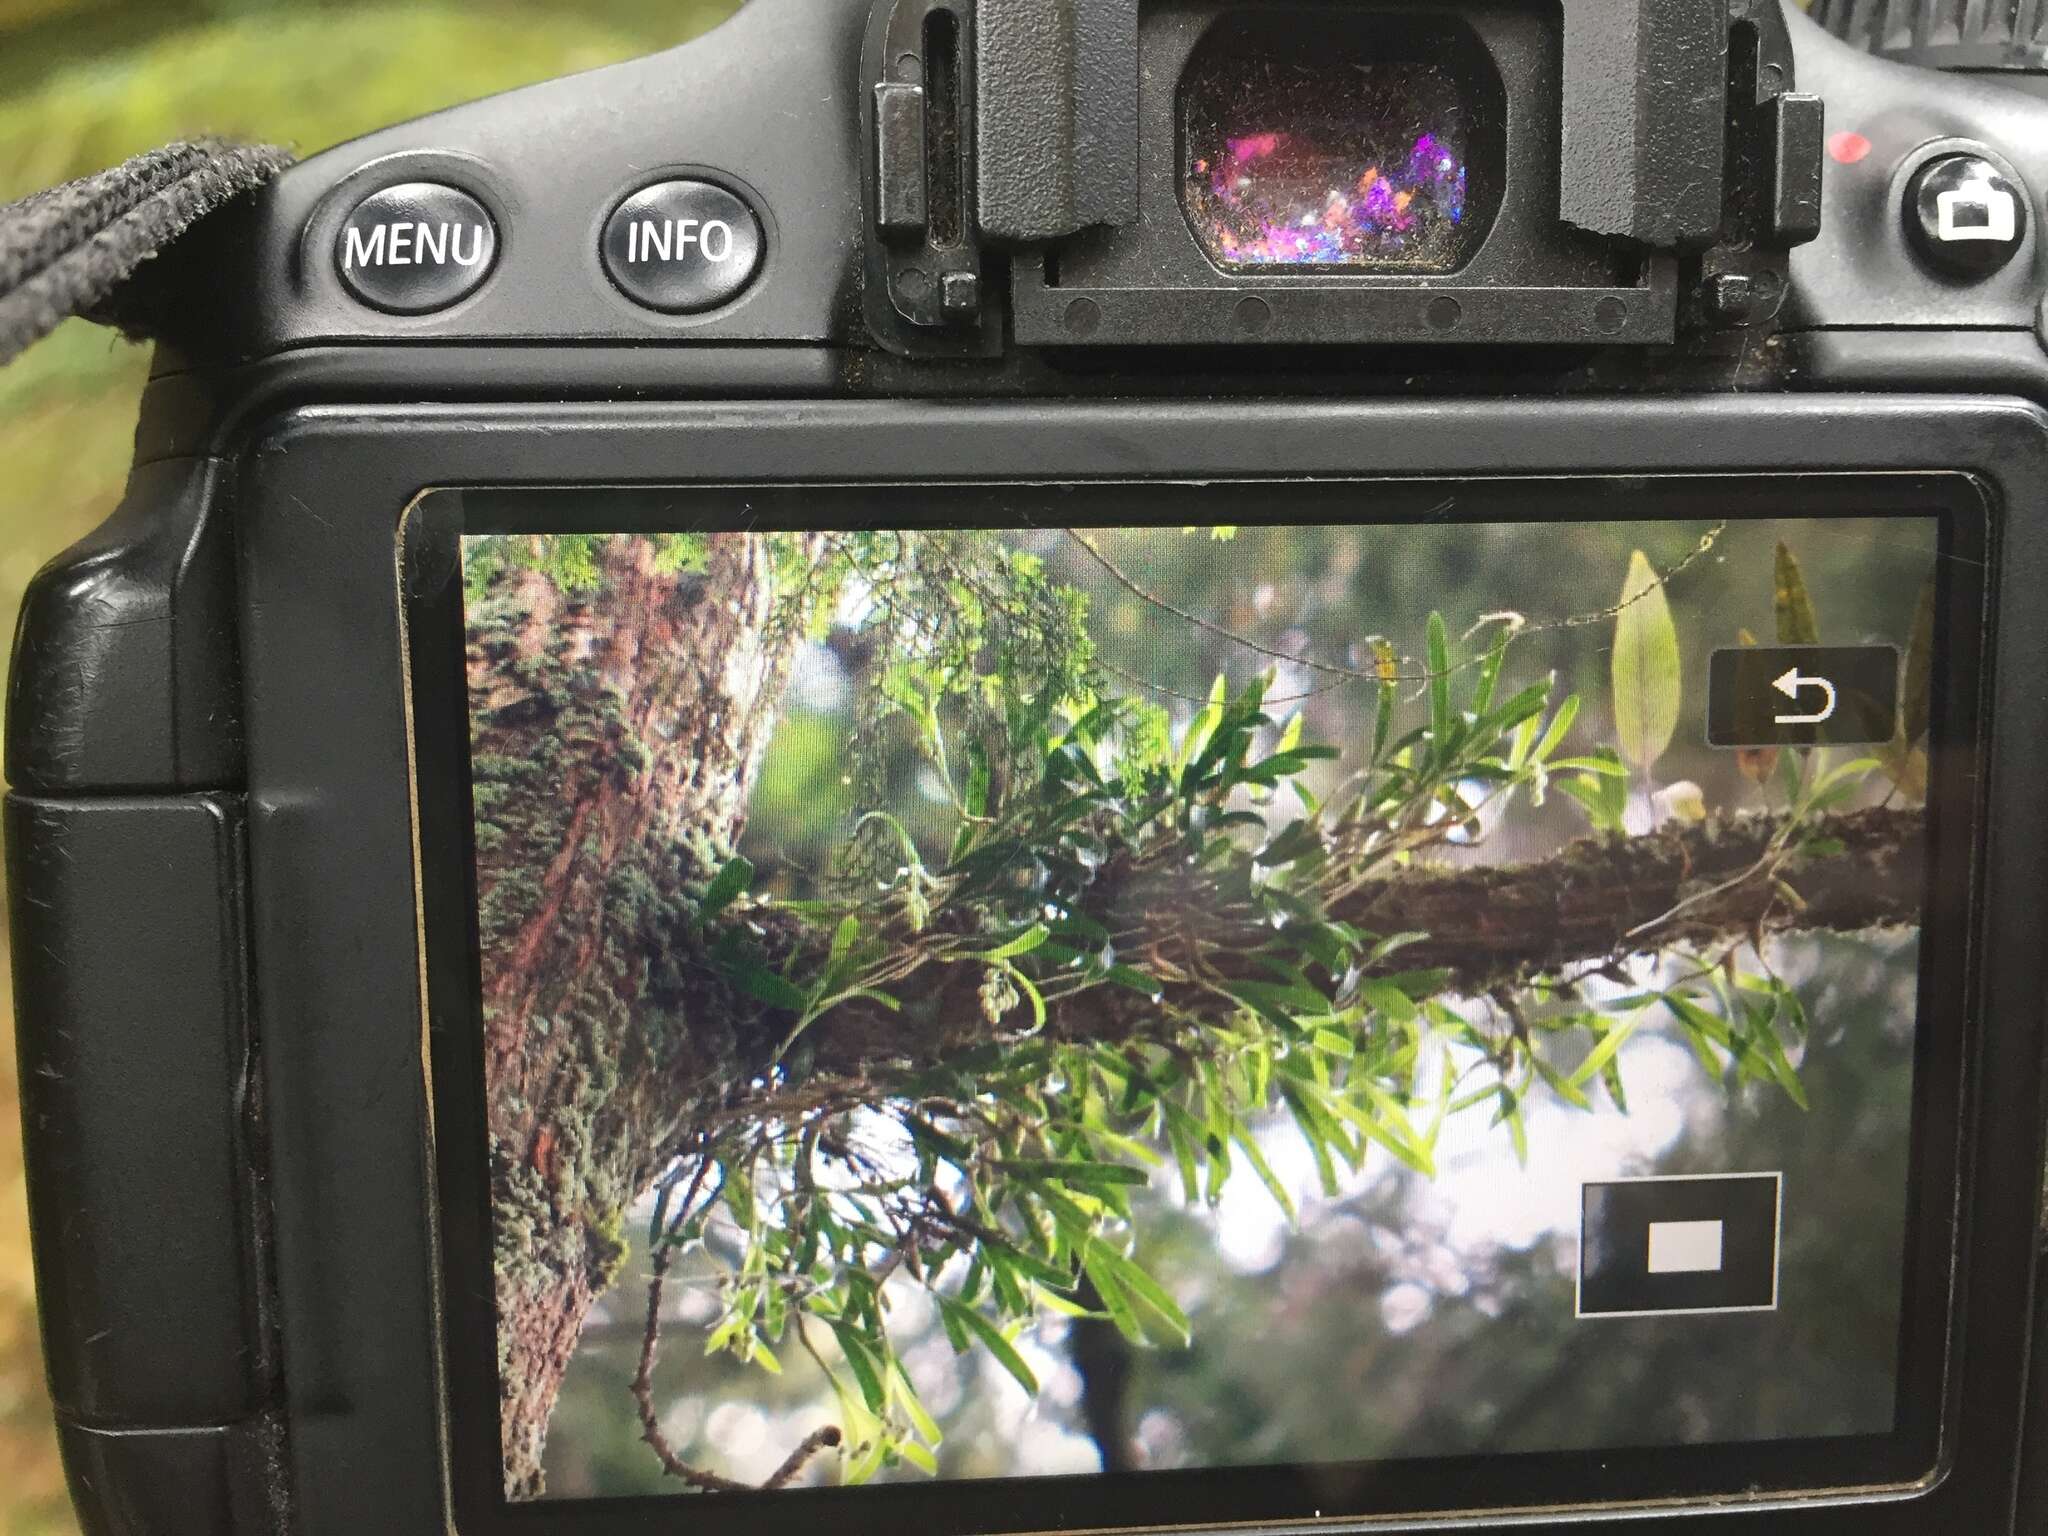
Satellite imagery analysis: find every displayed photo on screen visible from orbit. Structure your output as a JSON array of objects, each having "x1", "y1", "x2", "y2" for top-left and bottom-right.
[{"x1": 446, "y1": 503, "x2": 1946, "y2": 1508}]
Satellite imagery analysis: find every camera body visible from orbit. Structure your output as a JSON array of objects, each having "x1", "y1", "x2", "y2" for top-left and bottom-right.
[{"x1": 13, "y1": 3, "x2": 2048, "y2": 1534}]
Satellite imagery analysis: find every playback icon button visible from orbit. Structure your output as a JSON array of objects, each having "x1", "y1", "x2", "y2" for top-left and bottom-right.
[
  {"x1": 1706, "y1": 644, "x2": 1898, "y2": 748},
  {"x1": 1577, "y1": 1173, "x2": 1782, "y2": 1319}
]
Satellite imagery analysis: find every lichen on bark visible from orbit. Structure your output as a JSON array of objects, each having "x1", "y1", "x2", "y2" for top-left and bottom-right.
[{"x1": 468, "y1": 533, "x2": 819, "y2": 1494}]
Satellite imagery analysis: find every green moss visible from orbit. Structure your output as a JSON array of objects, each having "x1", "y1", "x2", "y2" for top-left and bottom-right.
[{"x1": 587, "y1": 1206, "x2": 632, "y2": 1290}]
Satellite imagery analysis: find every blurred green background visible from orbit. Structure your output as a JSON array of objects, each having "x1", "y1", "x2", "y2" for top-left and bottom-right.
[{"x1": 0, "y1": 2, "x2": 737, "y2": 1530}]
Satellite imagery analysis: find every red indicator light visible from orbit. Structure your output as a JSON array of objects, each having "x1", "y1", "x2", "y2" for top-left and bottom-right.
[{"x1": 1828, "y1": 131, "x2": 1873, "y2": 166}]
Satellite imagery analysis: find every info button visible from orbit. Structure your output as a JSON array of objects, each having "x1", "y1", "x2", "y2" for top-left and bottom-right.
[
  {"x1": 601, "y1": 180, "x2": 763, "y2": 313},
  {"x1": 1706, "y1": 644, "x2": 1898, "y2": 749}
]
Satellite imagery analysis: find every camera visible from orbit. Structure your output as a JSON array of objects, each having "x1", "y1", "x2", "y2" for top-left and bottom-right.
[{"x1": 11, "y1": 1, "x2": 2048, "y2": 1532}]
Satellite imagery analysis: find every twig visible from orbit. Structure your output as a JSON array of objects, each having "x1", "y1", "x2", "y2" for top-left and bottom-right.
[
  {"x1": 1064, "y1": 521, "x2": 1725, "y2": 690},
  {"x1": 630, "y1": 1157, "x2": 842, "y2": 1493},
  {"x1": 630, "y1": 1246, "x2": 752, "y2": 1493},
  {"x1": 761, "y1": 1426, "x2": 844, "y2": 1490}
]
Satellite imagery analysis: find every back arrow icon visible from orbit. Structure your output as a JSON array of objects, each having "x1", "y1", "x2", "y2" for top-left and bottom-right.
[{"x1": 1771, "y1": 666, "x2": 1837, "y2": 726}]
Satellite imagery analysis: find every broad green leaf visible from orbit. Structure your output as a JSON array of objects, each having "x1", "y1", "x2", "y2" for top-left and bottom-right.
[
  {"x1": 1774, "y1": 542, "x2": 1820, "y2": 646},
  {"x1": 1611, "y1": 551, "x2": 1682, "y2": 775},
  {"x1": 732, "y1": 962, "x2": 810, "y2": 1013}
]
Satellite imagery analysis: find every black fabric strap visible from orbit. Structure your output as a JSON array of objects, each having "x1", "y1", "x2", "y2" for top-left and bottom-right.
[{"x1": 0, "y1": 139, "x2": 294, "y2": 367}]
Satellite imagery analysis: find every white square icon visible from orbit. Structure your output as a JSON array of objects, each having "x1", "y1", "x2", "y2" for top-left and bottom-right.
[
  {"x1": 1936, "y1": 179, "x2": 2019, "y2": 244},
  {"x1": 1646, "y1": 1218, "x2": 1725, "y2": 1275}
]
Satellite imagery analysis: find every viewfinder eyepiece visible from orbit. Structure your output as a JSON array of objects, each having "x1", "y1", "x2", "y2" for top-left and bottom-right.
[{"x1": 1179, "y1": 15, "x2": 1498, "y2": 273}]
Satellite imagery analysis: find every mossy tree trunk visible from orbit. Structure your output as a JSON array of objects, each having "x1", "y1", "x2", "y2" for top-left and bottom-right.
[{"x1": 468, "y1": 534, "x2": 813, "y2": 1495}]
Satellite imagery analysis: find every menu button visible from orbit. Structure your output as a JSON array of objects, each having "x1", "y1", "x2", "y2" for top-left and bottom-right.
[{"x1": 335, "y1": 182, "x2": 498, "y2": 314}]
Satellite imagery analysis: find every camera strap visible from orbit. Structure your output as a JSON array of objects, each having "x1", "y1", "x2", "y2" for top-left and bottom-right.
[{"x1": 0, "y1": 139, "x2": 294, "y2": 368}]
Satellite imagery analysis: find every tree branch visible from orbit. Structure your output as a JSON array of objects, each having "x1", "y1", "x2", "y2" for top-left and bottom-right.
[
  {"x1": 1324, "y1": 803, "x2": 1923, "y2": 993},
  {"x1": 753, "y1": 805, "x2": 1923, "y2": 1086}
]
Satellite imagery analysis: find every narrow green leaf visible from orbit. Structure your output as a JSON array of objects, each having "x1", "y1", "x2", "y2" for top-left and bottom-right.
[
  {"x1": 1081, "y1": 1254, "x2": 1146, "y2": 1345},
  {"x1": 1312, "y1": 1027, "x2": 1356, "y2": 1059},
  {"x1": 1426, "y1": 612, "x2": 1453, "y2": 745},
  {"x1": 993, "y1": 1158, "x2": 1149, "y2": 1187},
  {"x1": 1751, "y1": 1006, "x2": 1811, "y2": 1110},
  {"x1": 1009, "y1": 966, "x2": 1048, "y2": 1033},
  {"x1": 1359, "y1": 977, "x2": 1420, "y2": 1024},
  {"x1": 1471, "y1": 627, "x2": 1509, "y2": 715},
  {"x1": 1231, "y1": 1124, "x2": 1298, "y2": 1222},
  {"x1": 1313, "y1": 1084, "x2": 1433, "y2": 1177},
  {"x1": 699, "y1": 856, "x2": 754, "y2": 922},
  {"x1": 1774, "y1": 542, "x2": 1820, "y2": 646},
  {"x1": 1568, "y1": 1014, "x2": 1645, "y2": 1088},
  {"x1": 1902, "y1": 575, "x2": 1936, "y2": 744},
  {"x1": 1529, "y1": 1050, "x2": 1593, "y2": 1111},
  {"x1": 829, "y1": 1320, "x2": 888, "y2": 1413},
  {"x1": 1533, "y1": 693, "x2": 1581, "y2": 764},
  {"x1": 1498, "y1": 1087, "x2": 1529, "y2": 1166},
  {"x1": 1371, "y1": 640, "x2": 1398, "y2": 765},
  {"x1": 937, "y1": 1298, "x2": 1040, "y2": 1396},
  {"x1": 1084, "y1": 1240, "x2": 1193, "y2": 1346},
  {"x1": 1163, "y1": 1116, "x2": 1201, "y2": 1203},
  {"x1": 1104, "y1": 965, "x2": 1164, "y2": 1001},
  {"x1": 1599, "y1": 1053, "x2": 1629, "y2": 1113},
  {"x1": 977, "y1": 924, "x2": 1051, "y2": 962}
]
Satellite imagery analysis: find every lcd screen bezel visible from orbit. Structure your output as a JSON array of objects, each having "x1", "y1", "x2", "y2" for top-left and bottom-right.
[{"x1": 402, "y1": 471, "x2": 1988, "y2": 1536}]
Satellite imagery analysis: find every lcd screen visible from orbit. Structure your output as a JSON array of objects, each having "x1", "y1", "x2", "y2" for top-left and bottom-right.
[{"x1": 410, "y1": 481, "x2": 1977, "y2": 1531}]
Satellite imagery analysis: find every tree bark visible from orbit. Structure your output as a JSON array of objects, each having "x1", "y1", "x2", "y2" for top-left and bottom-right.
[{"x1": 471, "y1": 534, "x2": 814, "y2": 1495}]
